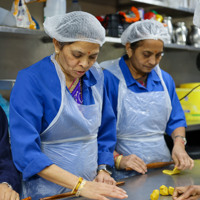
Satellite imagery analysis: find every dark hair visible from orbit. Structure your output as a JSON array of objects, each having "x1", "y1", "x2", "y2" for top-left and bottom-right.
[
  {"x1": 58, "y1": 42, "x2": 74, "y2": 50},
  {"x1": 130, "y1": 40, "x2": 144, "y2": 52}
]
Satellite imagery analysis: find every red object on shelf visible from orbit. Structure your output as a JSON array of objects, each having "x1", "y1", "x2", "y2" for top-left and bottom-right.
[{"x1": 144, "y1": 12, "x2": 156, "y2": 20}]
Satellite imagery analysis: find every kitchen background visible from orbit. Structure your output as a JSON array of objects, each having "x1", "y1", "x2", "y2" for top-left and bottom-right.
[{"x1": 0, "y1": 0, "x2": 200, "y2": 157}]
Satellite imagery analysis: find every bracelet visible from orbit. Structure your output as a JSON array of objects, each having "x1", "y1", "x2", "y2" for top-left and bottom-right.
[
  {"x1": 115, "y1": 155, "x2": 123, "y2": 170},
  {"x1": 75, "y1": 179, "x2": 86, "y2": 197},
  {"x1": 114, "y1": 153, "x2": 120, "y2": 160},
  {"x1": 72, "y1": 177, "x2": 83, "y2": 194},
  {"x1": 174, "y1": 135, "x2": 187, "y2": 145}
]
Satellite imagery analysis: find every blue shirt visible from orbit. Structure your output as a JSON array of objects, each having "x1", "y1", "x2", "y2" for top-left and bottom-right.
[
  {"x1": 0, "y1": 106, "x2": 21, "y2": 193},
  {"x1": 103, "y1": 55, "x2": 186, "y2": 136},
  {"x1": 10, "y1": 56, "x2": 116, "y2": 180}
]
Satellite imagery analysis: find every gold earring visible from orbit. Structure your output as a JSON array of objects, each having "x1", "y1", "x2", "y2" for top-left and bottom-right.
[{"x1": 55, "y1": 50, "x2": 59, "y2": 54}]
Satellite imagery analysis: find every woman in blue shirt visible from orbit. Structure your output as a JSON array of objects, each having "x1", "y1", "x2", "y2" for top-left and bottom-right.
[
  {"x1": 100, "y1": 19, "x2": 194, "y2": 180},
  {"x1": 9, "y1": 11, "x2": 127, "y2": 200}
]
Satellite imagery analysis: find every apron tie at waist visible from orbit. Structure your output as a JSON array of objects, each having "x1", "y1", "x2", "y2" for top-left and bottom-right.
[
  {"x1": 41, "y1": 135, "x2": 97, "y2": 144},
  {"x1": 117, "y1": 134, "x2": 164, "y2": 142}
]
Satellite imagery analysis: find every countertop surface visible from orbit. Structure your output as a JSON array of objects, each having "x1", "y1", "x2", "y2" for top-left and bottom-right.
[{"x1": 78, "y1": 159, "x2": 200, "y2": 200}]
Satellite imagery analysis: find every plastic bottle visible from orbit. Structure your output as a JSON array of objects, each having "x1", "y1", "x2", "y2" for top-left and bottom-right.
[
  {"x1": 68, "y1": 0, "x2": 81, "y2": 12},
  {"x1": 44, "y1": 0, "x2": 67, "y2": 20}
]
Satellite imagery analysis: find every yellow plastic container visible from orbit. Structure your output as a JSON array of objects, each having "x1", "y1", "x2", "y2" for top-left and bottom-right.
[
  {"x1": 179, "y1": 82, "x2": 200, "y2": 89},
  {"x1": 176, "y1": 83, "x2": 200, "y2": 125}
]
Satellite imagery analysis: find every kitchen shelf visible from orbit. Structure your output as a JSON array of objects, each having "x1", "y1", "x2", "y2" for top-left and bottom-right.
[
  {"x1": 0, "y1": 79, "x2": 15, "y2": 90},
  {"x1": 186, "y1": 124, "x2": 200, "y2": 132},
  {"x1": 165, "y1": 43, "x2": 200, "y2": 51},
  {"x1": 105, "y1": 36, "x2": 121, "y2": 43},
  {"x1": 130, "y1": 0, "x2": 194, "y2": 13},
  {"x1": 0, "y1": 26, "x2": 45, "y2": 36},
  {"x1": 118, "y1": 0, "x2": 194, "y2": 17},
  {"x1": 105, "y1": 36, "x2": 200, "y2": 51},
  {"x1": 1, "y1": 26, "x2": 200, "y2": 51}
]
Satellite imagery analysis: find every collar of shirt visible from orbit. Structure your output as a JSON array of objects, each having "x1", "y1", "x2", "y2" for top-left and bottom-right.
[
  {"x1": 82, "y1": 67, "x2": 97, "y2": 88},
  {"x1": 119, "y1": 55, "x2": 161, "y2": 91}
]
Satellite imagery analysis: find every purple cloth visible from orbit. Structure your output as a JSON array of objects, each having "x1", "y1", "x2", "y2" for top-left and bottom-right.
[{"x1": 71, "y1": 80, "x2": 83, "y2": 104}]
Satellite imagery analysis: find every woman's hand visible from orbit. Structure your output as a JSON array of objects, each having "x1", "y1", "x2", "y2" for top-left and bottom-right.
[
  {"x1": 0, "y1": 183, "x2": 20, "y2": 200},
  {"x1": 95, "y1": 170, "x2": 116, "y2": 185},
  {"x1": 80, "y1": 180, "x2": 128, "y2": 200},
  {"x1": 119, "y1": 154, "x2": 147, "y2": 174},
  {"x1": 172, "y1": 185, "x2": 200, "y2": 200},
  {"x1": 172, "y1": 139, "x2": 194, "y2": 170},
  {"x1": 171, "y1": 128, "x2": 194, "y2": 170}
]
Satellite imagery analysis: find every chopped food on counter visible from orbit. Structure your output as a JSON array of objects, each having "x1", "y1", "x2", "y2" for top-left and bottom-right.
[
  {"x1": 168, "y1": 186, "x2": 174, "y2": 195},
  {"x1": 162, "y1": 167, "x2": 181, "y2": 175},
  {"x1": 160, "y1": 185, "x2": 169, "y2": 195},
  {"x1": 150, "y1": 185, "x2": 174, "y2": 199},
  {"x1": 150, "y1": 189, "x2": 159, "y2": 200}
]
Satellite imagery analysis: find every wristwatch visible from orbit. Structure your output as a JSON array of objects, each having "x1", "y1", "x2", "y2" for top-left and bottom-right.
[
  {"x1": 97, "y1": 165, "x2": 112, "y2": 175},
  {"x1": 174, "y1": 135, "x2": 187, "y2": 145}
]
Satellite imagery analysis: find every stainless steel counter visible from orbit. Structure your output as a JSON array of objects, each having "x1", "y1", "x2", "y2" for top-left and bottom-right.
[{"x1": 78, "y1": 160, "x2": 200, "y2": 200}]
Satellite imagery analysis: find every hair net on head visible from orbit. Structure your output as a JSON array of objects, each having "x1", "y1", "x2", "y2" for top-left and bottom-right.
[
  {"x1": 43, "y1": 11, "x2": 105, "y2": 46},
  {"x1": 193, "y1": 1, "x2": 200, "y2": 28},
  {"x1": 121, "y1": 19, "x2": 170, "y2": 45}
]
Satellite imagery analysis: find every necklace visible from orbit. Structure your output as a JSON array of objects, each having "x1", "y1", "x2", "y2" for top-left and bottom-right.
[
  {"x1": 68, "y1": 78, "x2": 79, "y2": 93},
  {"x1": 135, "y1": 74, "x2": 147, "y2": 87}
]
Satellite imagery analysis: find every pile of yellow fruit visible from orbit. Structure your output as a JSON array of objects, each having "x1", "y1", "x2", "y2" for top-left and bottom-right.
[{"x1": 150, "y1": 185, "x2": 174, "y2": 200}]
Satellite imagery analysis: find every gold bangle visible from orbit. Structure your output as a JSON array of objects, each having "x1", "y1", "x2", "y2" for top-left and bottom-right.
[
  {"x1": 72, "y1": 177, "x2": 83, "y2": 194},
  {"x1": 75, "y1": 179, "x2": 86, "y2": 197},
  {"x1": 115, "y1": 155, "x2": 123, "y2": 170}
]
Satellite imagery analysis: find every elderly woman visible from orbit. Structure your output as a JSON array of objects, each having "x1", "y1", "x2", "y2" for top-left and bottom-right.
[
  {"x1": 9, "y1": 11, "x2": 127, "y2": 200},
  {"x1": 100, "y1": 19, "x2": 194, "y2": 180}
]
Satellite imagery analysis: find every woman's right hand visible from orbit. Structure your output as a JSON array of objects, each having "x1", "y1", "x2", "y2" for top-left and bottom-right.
[
  {"x1": 119, "y1": 154, "x2": 147, "y2": 174},
  {"x1": 80, "y1": 181, "x2": 128, "y2": 200}
]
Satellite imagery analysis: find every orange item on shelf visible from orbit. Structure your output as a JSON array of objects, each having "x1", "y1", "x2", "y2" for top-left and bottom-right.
[{"x1": 119, "y1": 6, "x2": 140, "y2": 23}]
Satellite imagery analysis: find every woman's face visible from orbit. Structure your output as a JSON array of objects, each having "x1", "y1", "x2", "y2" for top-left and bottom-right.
[
  {"x1": 126, "y1": 39, "x2": 164, "y2": 76},
  {"x1": 54, "y1": 40, "x2": 100, "y2": 80}
]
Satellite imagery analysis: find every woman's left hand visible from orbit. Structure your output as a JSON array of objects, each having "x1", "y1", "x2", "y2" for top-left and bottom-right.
[
  {"x1": 94, "y1": 170, "x2": 116, "y2": 185},
  {"x1": 172, "y1": 140, "x2": 194, "y2": 170}
]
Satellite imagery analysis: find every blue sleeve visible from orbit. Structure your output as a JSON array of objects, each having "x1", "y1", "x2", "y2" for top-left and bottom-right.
[
  {"x1": 97, "y1": 85, "x2": 117, "y2": 167},
  {"x1": 162, "y1": 71, "x2": 187, "y2": 135},
  {"x1": 0, "y1": 106, "x2": 21, "y2": 193},
  {"x1": 9, "y1": 71, "x2": 53, "y2": 181},
  {"x1": 103, "y1": 69, "x2": 119, "y2": 118}
]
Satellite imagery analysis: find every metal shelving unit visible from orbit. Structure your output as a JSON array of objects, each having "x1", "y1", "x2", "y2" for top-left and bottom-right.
[
  {"x1": 130, "y1": 0, "x2": 194, "y2": 13},
  {"x1": 1, "y1": 25, "x2": 200, "y2": 51},
  {"x1": 186, "y1": 124, "x2": 200, "y2": 132},
  {"x1": 0, "y1": 26, "x2": 45, "y2": 35},
  {"x1": 118, "y1": 0, "x2": 194, "y2": 17},
  {"x1": 0, "y1": 79, "x2": 15, "y2": 90},
  {"x1": 105, "y1": 36, "x2": 200, "y2": 51}
]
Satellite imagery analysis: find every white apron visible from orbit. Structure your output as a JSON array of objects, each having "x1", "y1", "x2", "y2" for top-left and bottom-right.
[
  {"x1": 101, "y1": 59, "x2": 172, "y2": 179},
  {"x1": 22, "y1": 54, "x2": 103, "y2": 199}
]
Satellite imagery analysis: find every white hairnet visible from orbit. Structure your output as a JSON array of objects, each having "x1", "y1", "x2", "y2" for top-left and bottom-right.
[
  {"x1": 121, "y1": 19, "x2": 170, "y2": 45},
  {"x1": 43, "y1": 11, "x2": 105, "y2": 46},
  {"x1": 193, "y1": 1, "x2": 200, "y2": 28}
]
